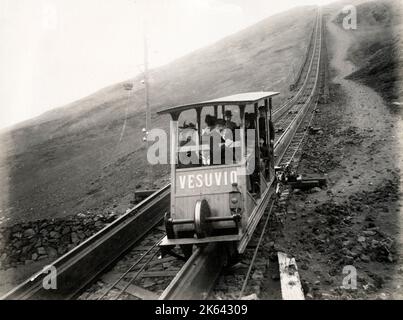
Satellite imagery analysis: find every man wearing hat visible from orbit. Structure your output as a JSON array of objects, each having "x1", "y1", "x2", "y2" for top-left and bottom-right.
[{"x1": 224, "y1": 110, "x2": 237, "y2": 131}]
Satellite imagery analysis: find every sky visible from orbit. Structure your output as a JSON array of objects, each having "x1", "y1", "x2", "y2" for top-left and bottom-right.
[{"x1": 0, "y1": 0, "x2": 336, "y2": 129}]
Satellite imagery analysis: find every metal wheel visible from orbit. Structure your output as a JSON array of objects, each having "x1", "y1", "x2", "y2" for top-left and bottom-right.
[{"x1": 194, "y1": 199, "x2": 213, "y2": 238}]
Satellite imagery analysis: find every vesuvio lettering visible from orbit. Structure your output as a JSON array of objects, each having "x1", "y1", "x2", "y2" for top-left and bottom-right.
[{"x1": 178, "y1": 170, "x2": 237, "y2": 189}]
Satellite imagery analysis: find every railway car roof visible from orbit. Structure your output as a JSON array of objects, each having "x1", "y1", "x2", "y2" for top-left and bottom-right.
[{"x1": 157, "y1": 91, "x2": 280, "y2": 115}]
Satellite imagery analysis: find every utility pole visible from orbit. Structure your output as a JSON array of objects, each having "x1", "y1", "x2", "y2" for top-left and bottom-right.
[
  {"x1": 142, "y1": 21, "x2": 153, "y2": 189},
  {"x1": 143, "y1": 26, "x2": 150, "y2": 139},
  {"x1": 130, "y1": 1, "x2": 154, "y2": 192}
]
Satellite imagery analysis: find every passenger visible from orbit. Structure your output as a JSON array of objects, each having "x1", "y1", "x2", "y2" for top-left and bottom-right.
[
  {"x1": 245, "y1": 113, "x2": 255, "y2": 129},
  {"x1": 201, "y1": 115, "x2": 215, "y2": 165},
  {"x1": 218, "y1": 119, "x2": 239, "y2": 165},
  {"x1": 244, "y1": 113, "x2": 256, "y2": 193},
  {"x1": 259, "y1": 137, "x2": 270, "y2": 178},
  {"x1": 179, "y1": 121, "x2": 197, "y2": 147},
  {"x1": 210, "y1": 119, "x2": 226, "y2": 165},
  {"x1": 202, "y1": 115, "x2": 216, "y2": 136},
  {"x1": 216, "y1": 118, "x2": 226, "y2": 133},
  {"x1": 244, "y1": 113, "x2": 256, "y2": 147},
  {"x1": 217, "y1": 119, "x2": 232, "y2": 143},
  {"x1": 257, "y1": 108, "x2": 274, "y2": 179},
  {"x1": 224, "y1": 110, "x2": 237, "y2": 131},
  {"x1": 269, "y1": 118, "x2": 275, "y2": 146},
  {"x1": 259, "y1": 138, "x2": 269, "y2": 158},
  {"x1": 178, "y1": 122, "x2": 199, "y2": 167},
  {"x1": 258, "y1": 106, "x2": 267, "y2": 144},
  {"x1": 201, "y1": 115, "x2": 224, "y2": 165},
  {"x1": 244, "y1": 113, "x2": 255, "y2": 155}
]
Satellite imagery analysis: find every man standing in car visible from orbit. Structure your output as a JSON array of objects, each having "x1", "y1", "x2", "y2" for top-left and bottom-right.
[{"x1": 224, "y1": 110, "x2": 236, "y2": 131}]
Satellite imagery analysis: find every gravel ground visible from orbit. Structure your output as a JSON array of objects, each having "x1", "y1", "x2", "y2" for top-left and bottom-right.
[{"x1": 268, "y1": 16, "x2": 403, "y2": 299}]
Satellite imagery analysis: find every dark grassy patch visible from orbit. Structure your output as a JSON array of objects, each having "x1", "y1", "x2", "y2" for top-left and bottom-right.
[{"x1": 335, "y1": 0, "x2": 403, "y2": 102}]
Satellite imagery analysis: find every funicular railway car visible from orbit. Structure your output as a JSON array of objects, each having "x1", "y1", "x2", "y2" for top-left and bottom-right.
[{"x1": 158, "y1": 92, "x2": 279, "y2": 257}]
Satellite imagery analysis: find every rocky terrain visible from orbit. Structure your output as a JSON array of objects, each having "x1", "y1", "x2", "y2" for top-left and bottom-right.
[
  {"x1": 0, "y1": 211, "x2": 121, "y2": 295},
  {"x1": 210, "y1": 0, "x2": 403, "y2": 301},
  {"x1": 268, "y1": 0, "x2": 403, "y2": 299},
  {"x1": 0, "y1": 212, "x2": 118, "y2": 270},
  {"x1": 272, "y1": 85, "x2": 401, "y2": 298}
]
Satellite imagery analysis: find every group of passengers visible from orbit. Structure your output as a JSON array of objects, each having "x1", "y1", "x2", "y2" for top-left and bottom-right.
[
  {"x1": 176, "y1": 107, "x2": 275, "y2": 197},
  {"x1": 201, "y1": 111, "x2": 238, "y2": 165},
  {"x1": 178, "y1": 107, "x2": 275, "y2": 170},
  {"x1": 202, "y1": 110, "x2": 236, "y2": 140},
  {"x1": 201, "y1": 108, "x2": 274, "y2": 166}
]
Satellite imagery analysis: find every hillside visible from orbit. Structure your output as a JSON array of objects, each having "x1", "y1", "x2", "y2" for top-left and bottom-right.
[
  {"x1": 0, "y1": 6, "x2": 317, "y2": 225},
  {"x1": 335, "y1": 0, "x2": 403, "y2": 102}
]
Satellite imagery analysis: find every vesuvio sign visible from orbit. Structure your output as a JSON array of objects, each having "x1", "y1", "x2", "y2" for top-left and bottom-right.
[
  {"x1": 175, "y1": 167, "x2": 239, "y2": 196},
  {"x1": 178, "y1": 170, "x2": 237, "y2": 189}
]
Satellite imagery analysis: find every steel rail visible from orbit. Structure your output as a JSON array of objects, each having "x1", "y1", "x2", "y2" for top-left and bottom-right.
[
  {"x1": 97, "y1": 235, "x2": 165, "y2": 300},
  {"x1": 289, "y1": 19, "x2": 317, "y2": 90},
  {"x1": 160, "y1": 9, "x2": 323, "y2": 301},
  {"x1": 238, "y1": 201, "x2": 275, "y2": 298},
  {"x1": 273, "y1": 9, "x2": 322, "y2": 163},
  {"x1": 272, "y1": 12, "x2": 320, "y2": 122},
  {"x1": 159, "y1": 243, "x2": 228, "y2": 300},
  {"x1": 2, "y1": 184, "x2": 170, "y2": 300}
]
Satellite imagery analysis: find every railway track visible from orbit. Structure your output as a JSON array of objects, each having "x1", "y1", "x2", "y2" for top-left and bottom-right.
[
  {"x1": 2, "y1": 8, "x2": 325, "y2": 301},
  {"x1": 272, "y1": 12, "x2": 320, "y2": 123},
  {"x1": 79, "y1": 229, "x2": 186, "y2": 300},
  {"x1": 2, "y1": 185, "x2": 170, "y2": 299}
]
